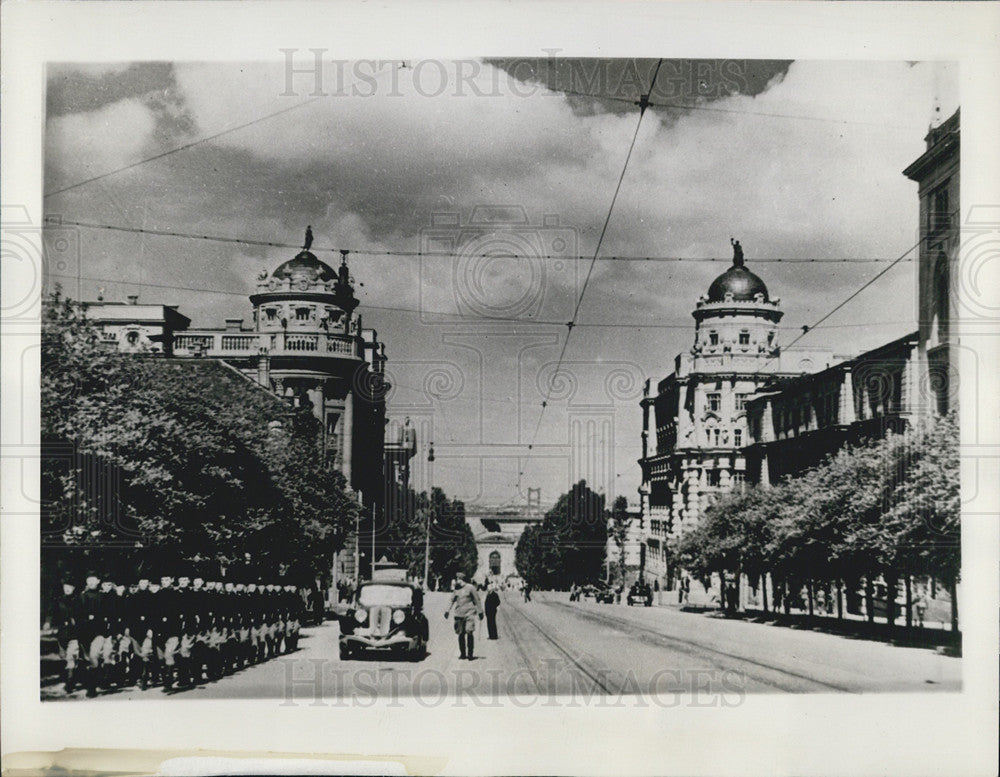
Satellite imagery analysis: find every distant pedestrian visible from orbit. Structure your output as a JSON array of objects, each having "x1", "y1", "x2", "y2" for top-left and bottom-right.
[
  {"x1": 444, "y1": 572, "x2": 483, "y2": 659},
  {"x1": 484, "y1": 586, "x2": 501, "y2": 640},
  {"x1": 522, "y1": 583, "x2": 532, "y2": 603},
  {"x1": 914, "y1": 590, "x2": 928, "y2": 627}
]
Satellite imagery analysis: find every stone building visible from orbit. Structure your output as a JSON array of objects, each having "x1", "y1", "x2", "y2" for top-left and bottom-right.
[
  {"x1": 904, "y1": 108, "x2": 960, "y2": 417},
  {"x1": 743, "y1": 331, "x2": 920, "y2": 486},
  {"x1": 638, "y1": 241, "x2": 834, "y2": 588}
]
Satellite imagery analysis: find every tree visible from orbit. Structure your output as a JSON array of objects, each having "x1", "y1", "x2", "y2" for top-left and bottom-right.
[{"x1": 515, "y1": 480, "x2": 607, "y2": 589}]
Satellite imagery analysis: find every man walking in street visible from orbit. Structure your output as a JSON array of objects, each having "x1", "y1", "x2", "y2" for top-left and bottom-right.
[
  {"x1": 484, "y1": 584, "x2": 501, "y2": 640},
  {"x1": 444, "y1": 572, "x2": 483, "y2": 660},
  {"x1": 54, "y1": 575, "x2": 80, "y2": 693}
]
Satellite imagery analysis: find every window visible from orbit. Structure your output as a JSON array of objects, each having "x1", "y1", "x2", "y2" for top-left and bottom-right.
[
  {"x1": 265, "y1": 308, "x2": 277, "y2": 321},
  {"x1": 709, "y1": 331, "x2": 719, "y2": 346},
  {"x1": 733, "y1": 428, "x2": 742, "y2": 447},
  {"x1": 126, "y1": 331, "x2": 140, "y2": 346},
  {"x1": 929, "y1": 183, "x2": 950, "y2": 233},
  {"x1": 295, "y1": 307, "x2": 311, "y2": 321},
  {"x1": 707, "y1": 393, "x2": 721, "y2": 412},
  {"x1": 707, "y1": 470, "x2": 721, "y2": 487},
  {"x1": 735, "y1": 393, "x2": 747, "y2": 411},
  {"x1": 732, "y1": 471, "x2": 745, "y2": 485},
  {"x1": 738, "y1": 331, "x2": 750, "y2": 346}
]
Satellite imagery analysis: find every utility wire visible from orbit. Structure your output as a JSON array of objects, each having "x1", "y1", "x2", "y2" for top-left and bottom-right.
[
  {"x1": 44, "y1": 98, "x2": 324, "y2": 199},
  {"x1": 46, "y1": 272, "x2": 913, "y2": 333},
  {"x1": 516, "y1": 59, "x2": 664, "y2": 499},
  {"x1": 43, "y1": 218, "x2": 911, "y2": 263},
  {"x1": 558, "y1": 87, "x2": 912, "y2": 130}
]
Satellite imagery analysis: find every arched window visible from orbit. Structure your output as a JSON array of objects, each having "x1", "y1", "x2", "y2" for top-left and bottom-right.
[{"x1": 489, "y1": 551, "x2": 501, "y2": 576}]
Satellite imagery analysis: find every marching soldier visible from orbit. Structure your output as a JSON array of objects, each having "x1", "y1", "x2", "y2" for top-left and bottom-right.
[
  {"x1": 97, "y1": 575, "x2": 119, "y2": 689},
  {"x1": 174, "y1": 574, "x2": 196, "y2": 688},
  {"x1": 54, "y1": 575, "x2": 80, "y2": 693},
  {"x1": 129, "y1": 577, "x2": 157, "y2": 689},
  {"x1": 111, "y1": 582, "x2": 133, "y2": 687},
  {"x1": 78, "y1": 572, "x2": 105, "y2": 697},
  {"x1": 205, "y1": 581, "x2": 225, "y2": 680},
  {"x1": 284, "y1": 584, "x2": 301, "y2": 653},
  {"x1": 156, "y1": 574, "x2": 182, "y2": 690}
]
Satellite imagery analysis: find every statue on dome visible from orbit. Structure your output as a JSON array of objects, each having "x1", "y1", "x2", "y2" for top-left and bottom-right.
[
  {"x1": 304, "y1": 225, "x2": 314, "y2": 250},
  {"x1": 730, "y1": 238, "x2": 744, "y2": 267}
]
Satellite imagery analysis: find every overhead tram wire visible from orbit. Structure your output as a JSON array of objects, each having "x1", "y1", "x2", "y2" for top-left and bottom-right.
[
  {"x1": 514, "y1": 58, "x2": 665, "y2": 500},
  {"x1": 45, "y1": 65, "x2": 408, "y2": 199},
  {"x1": 46, "y1": 219, "x2": 910, "y2": 263},
  {"x1": 44, "y1": 98, "x2": 325, "y2": 199},
  {"x1": 762, "y1": 219, "x2": 949, "y2": 363}
]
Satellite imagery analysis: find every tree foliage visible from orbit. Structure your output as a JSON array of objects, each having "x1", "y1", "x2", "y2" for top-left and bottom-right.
[
  {"x1": 376, "y1": 483, "x2": 478, "y2": 585},
  {"x1": 677, "y1": 414, "x2": 960, "y2": 623},
  {"x1": 515, "y1": 480, "x2": 608, "y2": 589}
]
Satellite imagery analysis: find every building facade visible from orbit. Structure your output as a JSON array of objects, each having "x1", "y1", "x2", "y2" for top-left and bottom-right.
[
  {"x1": 904, "y1": 108, "x2": 960, "y2": 417},
  {"x1": 744, "y1": 332, "x2": 920, "y2": 486},
  {"x1": 638, "y1": 241, "x2": 834, "y2": 587}
]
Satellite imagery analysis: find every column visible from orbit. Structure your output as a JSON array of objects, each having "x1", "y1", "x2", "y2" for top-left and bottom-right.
[
  {"x1": 840, "y1": 369, "x2": 857, "y2": 425},
  {"x1": 342, "y1": 391, "x2": 354, "y2": 486}
]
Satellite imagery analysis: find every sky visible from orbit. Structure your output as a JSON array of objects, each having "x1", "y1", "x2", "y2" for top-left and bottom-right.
[{"x1": 43, "y1": 58, "x2": 959, "y2": 508}]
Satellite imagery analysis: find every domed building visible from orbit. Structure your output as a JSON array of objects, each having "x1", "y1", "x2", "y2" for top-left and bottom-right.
[
  {"x1": 166, "y1": 229, "x2": 413, "y2": 582},
  {"x1": 638, "y1": 240, "x2": 834, "y2": 595}
]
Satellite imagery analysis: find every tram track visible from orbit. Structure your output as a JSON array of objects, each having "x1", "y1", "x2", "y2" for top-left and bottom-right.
[
  {"x1": 502, "y1": 596, "x2": 617, "y2": 696},
  {"x1": 548, "y1": 600, "x2": 856, "y2": 693}
]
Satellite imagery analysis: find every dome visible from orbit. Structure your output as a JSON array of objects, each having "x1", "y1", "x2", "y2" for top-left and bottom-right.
[
  {"x1": 707, "y1": 264, "x2": 769, "y2": 302},
  {"x1": 270, "y1": 250, "x2": 337, "y2": 284}
]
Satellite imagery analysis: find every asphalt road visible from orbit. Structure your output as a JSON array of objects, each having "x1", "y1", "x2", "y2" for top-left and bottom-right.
[{"x1": 52, "y1": 589, "x2": 960, "y2": 703}]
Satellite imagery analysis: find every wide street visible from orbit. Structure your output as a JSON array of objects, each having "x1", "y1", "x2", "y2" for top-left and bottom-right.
[{"x1": 70, "y1": 589, "x2": 960, "y2": 704}]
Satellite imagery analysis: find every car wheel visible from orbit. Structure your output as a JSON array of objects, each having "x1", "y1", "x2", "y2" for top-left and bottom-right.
[{"x1": 339, "y1": 643, "x2": 351, "y2": 661}]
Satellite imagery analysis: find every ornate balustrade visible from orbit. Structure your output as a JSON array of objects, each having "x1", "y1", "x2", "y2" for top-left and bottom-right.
[{"x1": 173, "y1": 331, "x2": 360, "y2": 358}]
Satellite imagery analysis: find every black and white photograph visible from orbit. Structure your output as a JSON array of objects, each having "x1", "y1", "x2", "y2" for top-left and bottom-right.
[{"x1": 3, "y1": 3, "x2": 999, "y2": 775}]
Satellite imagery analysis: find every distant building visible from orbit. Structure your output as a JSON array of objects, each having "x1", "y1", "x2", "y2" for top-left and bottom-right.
[
  {"x1": 904, "y1": 108, "x2": 960, "y2": 416},
  {"x1": 467, "y1": 498, "x2": 545, "y2": 584},
  {"x1": 638, "y1": 241, "x2": 834, "y2": 588},
  {"x1": 85, "y1": 296, "x2": 190, "y2": 356},
  {"x1": 744, "y1": 332, "x2": 919, "y2": 485}
]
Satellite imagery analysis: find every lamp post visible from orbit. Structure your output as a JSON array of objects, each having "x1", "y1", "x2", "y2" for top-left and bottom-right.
[{"x1": 424, "y1": 442, "x2": 434, "y2": 591}]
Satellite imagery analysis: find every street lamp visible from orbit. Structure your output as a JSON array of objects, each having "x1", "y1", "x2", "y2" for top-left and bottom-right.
[{"x1": 424, "y1": 442, "x2": 434, "y2": 591}]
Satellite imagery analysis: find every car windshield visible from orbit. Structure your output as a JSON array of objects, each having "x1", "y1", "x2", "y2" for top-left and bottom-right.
[{"x1": 358, "y1": 584, "x2": 412, "y2": 607}]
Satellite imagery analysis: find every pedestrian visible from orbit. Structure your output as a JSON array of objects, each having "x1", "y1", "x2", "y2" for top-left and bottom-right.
[
  {"x1": 914, "y1": 589, "x2": 928, "y2": 628},
  {"x1": 484, "y1": 585, "x2": 501, "y2": 640},
  {"x1": 522, "y1": 582, "x2": 532, "y2": 603},
  {"x1": 444, "y1": 572, "x2": 483, "y2": 660}
]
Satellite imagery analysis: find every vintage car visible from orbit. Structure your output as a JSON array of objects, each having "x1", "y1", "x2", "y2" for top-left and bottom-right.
[
  {"x1": 580, "y1": 582, "x2": 616, "y2": 604},
  {"x1": 338, "y1": 581, "x2": 429, "y2": 661},
  {"x1": 626, "y1": 581, "x2": 653, "y2": 607}
]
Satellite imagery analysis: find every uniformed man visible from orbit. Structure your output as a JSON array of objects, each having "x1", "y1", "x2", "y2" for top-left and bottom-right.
[
  {"x1": 234, "y1": 583, "x2": 252, "y2": 668},
  {"x1": 78, "y1": 572, "x2": 105, "y2": 697},
  {"x1": 284, "y1": 584, "x2": 302, "y2": 652},
  {"x1": 54, "y1": 576, "x2": 80, "y2": 693},
  {"x1": 221, "y1": 581, "x2": 238, "y2": 672},
  {"x1": 146, "y1": 580, "x2": 163, "y2": 687},
  {"x1": 97, "y1": 575, "x2": 119, "y2": 689},
  {"x1": 174, "y1": 574, "x2": 195, "y2": 687},
  {"x1": 247, "y1": 583, "x2": 265, "y2": 664},
  {"x1": 205, "y1": 581, "x2": 225, "y2": 681},
  {"x1": 156, "y1": 574, "x2": 181, "y2": 690},
  {"x1": 129, "y1": 577, "x2": 156, "y2": 689},
  {"x1": 111, "y1": 582, "x2": 133, "y2": 687}
]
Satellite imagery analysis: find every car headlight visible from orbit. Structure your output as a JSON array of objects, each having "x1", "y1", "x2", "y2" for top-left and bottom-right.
[
  {"x1": 354, "y1": 608, "x2": 368, "y2": 623},
  {"x1": 391, "y1": 609, "x2": 406, "y2": 625}
]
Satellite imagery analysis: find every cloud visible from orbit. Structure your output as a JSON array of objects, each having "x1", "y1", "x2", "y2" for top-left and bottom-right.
[{"x1": 46, "y1": 97, "x2": 158, "y2": 191}]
